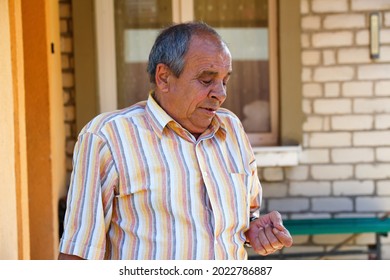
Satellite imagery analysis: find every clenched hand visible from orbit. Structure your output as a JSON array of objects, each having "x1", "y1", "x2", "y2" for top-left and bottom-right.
[{"x1": 245, "y1": 211, "x2": 293, "y2": 255}]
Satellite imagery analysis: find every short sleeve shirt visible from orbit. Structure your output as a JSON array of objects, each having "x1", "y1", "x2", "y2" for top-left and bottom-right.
[{"x1": 59, "y1": 94, "x2": 261, "y2": 260}]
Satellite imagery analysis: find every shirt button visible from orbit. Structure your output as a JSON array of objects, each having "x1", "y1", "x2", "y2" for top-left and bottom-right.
[{"x1": 203, "y1": 172, "x2": 208, "y2": 177}]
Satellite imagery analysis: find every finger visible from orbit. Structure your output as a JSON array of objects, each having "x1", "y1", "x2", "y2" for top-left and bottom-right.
[
  {"x1": 250, "y1": 228, "x2": 268, "y2": 255},
  {"x1": 272, "y1": 227, "x2": 293, "y2": 247},
  {"x1": 269, "y1": 211, "x2": 283, "y2": 226},
  {"x1": 257, "y1": 226, "x2": 276, "y2": 254},
  {"x1": 264, "y1": 226, "x2": 284, "y2": 250},
  {"x1": 254, "y1": 239, "x2": 268, "y2": 256},
  {"x1": 247, "y1": 227, "x2": 261, "y2": 250}
]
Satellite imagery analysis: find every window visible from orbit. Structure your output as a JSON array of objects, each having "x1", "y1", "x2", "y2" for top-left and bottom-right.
[
  {"x1": 97, "y1": 0, "x2": 279, "y2": 146},
  {"x1": 193, "y1": 0, "x2": 278, "y2": 146}
]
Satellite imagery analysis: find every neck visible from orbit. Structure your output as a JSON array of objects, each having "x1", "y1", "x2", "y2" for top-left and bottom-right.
[{"x1": 192, "y1": 133, "x2": 201, "y2": 139}]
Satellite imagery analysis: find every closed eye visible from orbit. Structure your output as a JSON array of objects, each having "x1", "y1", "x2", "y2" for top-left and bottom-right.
[{"x1": 200, "y1": 79, "x2": 213, "y2": 86}]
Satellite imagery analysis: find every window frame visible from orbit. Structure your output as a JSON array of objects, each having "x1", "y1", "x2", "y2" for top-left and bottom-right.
[{"x1": 94, "y1": 0, "x2": 279, "y2": 146}]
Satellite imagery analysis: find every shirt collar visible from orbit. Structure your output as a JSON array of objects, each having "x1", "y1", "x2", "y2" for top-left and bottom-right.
[
  {"x1": 146, "y1": 92, "x2": 226, "y2": 141},
  {"x1": 201, "y1": 115, "x2": 227, "y2": 141},
  {"x1": 145, "y1": 93, "x2": 172, "y2": 139}
]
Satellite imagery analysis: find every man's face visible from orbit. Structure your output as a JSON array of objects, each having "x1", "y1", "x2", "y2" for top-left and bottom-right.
[{"x1": 157, "y1": 35, "x2": 232, "y2": 136}]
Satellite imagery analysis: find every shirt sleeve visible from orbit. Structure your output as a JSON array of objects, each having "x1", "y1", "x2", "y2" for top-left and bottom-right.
[{"x1": 59, "y1": 132, "x2": 118, "y2": 259}]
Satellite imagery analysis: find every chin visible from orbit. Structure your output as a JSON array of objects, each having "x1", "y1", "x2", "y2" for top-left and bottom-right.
[{"x1": 189, "y1": 126, "x2": 208, "y2": 135}]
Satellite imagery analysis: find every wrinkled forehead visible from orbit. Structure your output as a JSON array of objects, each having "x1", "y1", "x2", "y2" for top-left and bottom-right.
[
  {"x1": 190, "y1": 33, "x2": 230, "y2": 53},
  {"x1": 186, "y1": 34, "x2": 232, "y2": 64}
]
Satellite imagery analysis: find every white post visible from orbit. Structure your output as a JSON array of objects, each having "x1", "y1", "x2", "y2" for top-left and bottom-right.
[{"x1": 94, "y1": 0, "x2": 118, "y2": 113}]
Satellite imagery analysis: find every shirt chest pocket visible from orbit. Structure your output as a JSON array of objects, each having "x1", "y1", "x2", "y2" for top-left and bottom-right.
[
  {"x1": 227, "y1": 173, "x2": 250, "y2": 218},
  {"x1": 207, "y1": 171, "x2": 251, "y2": 232}
]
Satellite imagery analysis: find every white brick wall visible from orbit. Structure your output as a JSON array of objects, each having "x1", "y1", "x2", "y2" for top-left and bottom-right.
[
  {"x1": 299, "y1": 149, "x2": 329, "y2": 163},
  {"x1": 262, "y1": 167, "x2": 284, "y2": 182},
  {"x1": 375, "y1": 81, "x2": 390, "y2": 96},
  {"x1": 309, "y1": 132, "x2": 351, "y2": 147},
  {"x1": 331, "y1": 115, "x2": 374, "y2": 130},
  {"x1": 375, "y1": 115, "x2": 390, "y2": 129},
  {"x1": 301, "y1": 34, "x2": 310, "y2": 48},
  {"x1": 353, "y1": 131, "x2": 390, "y2": 146},
  {"x1": 302, "y1": 67, "x2": 312, "y2": 82},
  {"x1": 323, "y1": 50, "x2": 336, "y2": 66},
  {"x1": 333, "y1": 180, "x2": 375, "y2": 195},
  {"x1": 301, "y1": 0, "x2": 309, "y2": 14},
  {"x1": 301, "y1": 16, "x2": 321, "y2": 30},
  {"x1": 356, "y1": 197, "x2": 390, "y2": 211},
  {"x1": 377, "y1": 181, "x2": 390, "y2": 195},
  {"x1": 290, "y1": 181, "x2": 331, "y2": 196},
  {"x1": 268, "y1": 198, "x2": 310, "y2": 212},
  {"x1": 303, "y1": 83, "x2": 322, "y2": 97},
  {"x1": 264, "y1": 0, "x2": 390, "y2": 259},
  {"x1": 331, "y1": 148, "x2": 374, "y2": 163},
  {"x1": 312, "y1": 197, "x2": 353, "y2": 212},
  {"x1": 379, "y1": 46, "x2": 390, "y2": 61},
  {"x1": 331, "y1": 115, "x2": 373, "y2": 130},
  {"x1": 355, "y1": 164, "x2": 390, "y2": 179},
  {"x1": 338, "y1": 48, "x2": 371, "y2": 64},
  {"x1": 285, "y1": 166, "x2": 309, "y2": 181},
  {"x1": 262, "y1": 183, "x2": 288, "y2": 197},
  {"x1": 313, "y1": 99, "x2": 351, "y2": 114},
  {"x1": 323, "y1": 14, "x2": 365, "y2": 30},
  {"x1": 351, "y1": 0, "x2": 390, "y2": 11},
  {"x1": 356, "y1": 30, "x2": 369, "y2": 45},
  {"x1": 342, "y1": 81, "x2": 373, "y2": 97},
  {"x1": 324, "y1": 82, "x2": 339, "y2": 96},
  {"x1": 312, "y1": 32, "x2": 353, "y2": 47},
  {"x1": 314, "y1": 66, "x2": 354, "y2": 81},
  {"x1": 353, "y1": 98, "x2": 390, "y2": 113},
  {"x1": 312, "y1": 0, "x2": 348, "y2": 13},
  {"x1": 302, "y1": 50, "x2": 321, "y2": 65},
  {"x1": 386, "y1": 12, "x2": 390, "y2": 27},
  {"x1": 311, "y1": 165, "x2": 353, "y2": 180},
  {"x1": 379, "y1": 29, "x2": 390, "y2": 43},
  {"x1": 358, "y1": 65, "x2": 390, "y2": 80},
  {"x1": 376, "y1": 148, "x2": 390, "y2": 161}
]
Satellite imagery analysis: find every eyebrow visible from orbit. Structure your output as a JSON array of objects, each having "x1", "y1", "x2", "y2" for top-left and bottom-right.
[
  {"x1": 198, "y1": 71, "x2": 217, "y2": 77},
  {"x1": 197, "y1": 70, "x2": 232, "y2": 79}
]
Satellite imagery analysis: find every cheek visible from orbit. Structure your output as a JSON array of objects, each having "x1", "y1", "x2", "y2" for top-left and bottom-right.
[
  {"x1": 184, "y1": 101, "x2": 198, "y2": 116},
  {"x1": 181, "y1": 83, "x2": 210, "y2": 115},
  {"x1": 187, "y1": 95, "x2": 207, "y2": 114}
]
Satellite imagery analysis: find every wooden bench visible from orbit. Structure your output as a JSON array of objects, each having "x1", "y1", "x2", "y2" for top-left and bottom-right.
[{"x1": 248, "y1": 216, "x2": 390, "y2": 260}]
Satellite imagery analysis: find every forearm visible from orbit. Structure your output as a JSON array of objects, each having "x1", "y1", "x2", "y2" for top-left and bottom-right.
[{"x1": 58, "y1": 253, "x2": 85, "y2": 260}]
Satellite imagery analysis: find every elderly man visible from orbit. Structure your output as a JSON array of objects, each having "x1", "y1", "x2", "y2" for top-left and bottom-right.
[{"x1": 58, "y1": 22, "x2": 292, "y2": 260}]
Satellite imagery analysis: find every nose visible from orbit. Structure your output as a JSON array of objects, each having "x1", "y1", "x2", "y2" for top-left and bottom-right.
[{"x1": 209, "y1": 81, "x2": 227, "y2": 102}]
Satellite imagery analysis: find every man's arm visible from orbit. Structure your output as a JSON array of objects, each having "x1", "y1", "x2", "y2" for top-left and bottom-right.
[
  {"x1": 59, "y1": 132, "x2": 117, "y2": 260},
  {"x1": 58, "y1": 253, "x2": 85, "y2": 260}
]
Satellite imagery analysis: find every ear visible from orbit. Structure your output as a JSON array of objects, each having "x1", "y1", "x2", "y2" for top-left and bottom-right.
[{"x1": 155, "y1": 63, "x2": 171, "y2": 93}]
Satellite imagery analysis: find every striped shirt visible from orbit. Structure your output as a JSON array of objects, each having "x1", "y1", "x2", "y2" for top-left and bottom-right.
[{"x1": 59, "y1": 94, "x2": 262, "y2": 260}]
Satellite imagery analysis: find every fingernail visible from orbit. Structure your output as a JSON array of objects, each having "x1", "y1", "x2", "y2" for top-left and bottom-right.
[{"x1": 273, "y1": 227, "x2": 279, "y2": 234}]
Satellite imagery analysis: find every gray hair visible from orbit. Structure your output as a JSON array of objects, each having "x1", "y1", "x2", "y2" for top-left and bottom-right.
[{"x1": 147, "y1": 21, "x2": 223, "y2": 84}]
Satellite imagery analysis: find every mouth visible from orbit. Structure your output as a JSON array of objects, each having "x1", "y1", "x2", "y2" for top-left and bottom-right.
[
  {"x1": 200, "y1": 107, "x2": 218, "y2": 115},
  {"x1": 201, "y1": 105, "x2": 218, "y2": 111}
]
